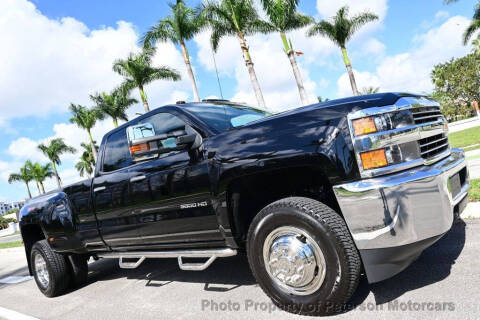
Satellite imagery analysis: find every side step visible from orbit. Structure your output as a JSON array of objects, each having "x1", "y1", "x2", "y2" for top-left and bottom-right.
[{"x1": 97, "y1": 248, "x2": 237, "y2": 271}]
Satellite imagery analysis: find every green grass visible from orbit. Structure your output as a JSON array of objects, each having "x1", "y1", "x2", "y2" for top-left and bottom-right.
[
  {"x1": 469, "y1": 179, "x2": 480, "y2": 202},
  {"x1": 448, "y1": 126, "x2": 480, "y2": 152},
  {"x1": 0, "y1": 241, "x2": 23, "y2": 249}
]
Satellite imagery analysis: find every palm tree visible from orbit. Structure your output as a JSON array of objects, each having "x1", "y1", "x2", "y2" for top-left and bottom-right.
[
  {"x1": 28, "y1": 162, "x2": 54, "y2": 194},
  {"x1": 472, "y1": 34, "x2": 480, "y2": 55},
  {"x1": 142, "y1": 0, "x2": 204, "y2": 102},
  {"x1": 308, "y1": 6, "x2": 378, "y2": 96},
  {"x1": 90, "y1": 87, "x2": 138, "y2": 127},
  {"x1": 76, "y1": 142, "x2": 97, "y2": 178},
  {"x1": 260, "y1": 0, "x2": 313, "y2": 105},
  {"x1": 202, "y1": 0, "x2": 273, "y2": 111},
  {"x1": 362, "y1": 86, "x2": 380, "y2": 94},
  {"x1": 447, "y1": 0, "x2": 480, "y2": 44},
  {"x1": 76, "y1": 153, "x2": 94, "y2": 178},
  {"x1": 113, "y1": 46, "x2": 181, "y2": 113},
  {"x1": 8, "y1": 163, "x2": 33, "y2": 199},
  {"x1": 69, "y1": 104, "x2": 104, "y2": 163},
  {"x1": 38, "y1": 138, "x2": 76, "y2": 189},
  {"x1": 24, "y1": 160, "x2": 41, "y2": 194}
]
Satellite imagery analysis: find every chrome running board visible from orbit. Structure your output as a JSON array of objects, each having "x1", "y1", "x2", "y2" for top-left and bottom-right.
[{"x1": 97, "y1": 248, "x2": 237, "y2": 271}]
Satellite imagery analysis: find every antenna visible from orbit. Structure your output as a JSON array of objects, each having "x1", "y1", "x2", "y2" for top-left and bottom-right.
[{"x1": 211, "y1": 47, "x2": 224, "y2": 99}]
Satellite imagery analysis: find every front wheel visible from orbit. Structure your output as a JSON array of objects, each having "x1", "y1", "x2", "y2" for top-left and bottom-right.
[
  {"x1": 247, "y1": 197, "x2": 361, "y2": 316},
  {"x1": 31, "y1": 240, "x2": 70, "y2": 297}
]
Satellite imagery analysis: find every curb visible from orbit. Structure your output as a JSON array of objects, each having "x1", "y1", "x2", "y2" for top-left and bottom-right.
[{"x1": 461, "y1": 202, "x2": 480, "y2": 219}]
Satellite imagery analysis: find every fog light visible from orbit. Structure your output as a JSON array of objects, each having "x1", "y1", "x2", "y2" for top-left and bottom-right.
[{"x1": 360, "y1": 149, "x2": 388, "y2": 170}]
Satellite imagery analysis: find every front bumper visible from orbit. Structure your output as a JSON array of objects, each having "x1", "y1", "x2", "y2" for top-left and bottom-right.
[{"x1": 333, "y1": 148, "x2": 469, "y2": 283}]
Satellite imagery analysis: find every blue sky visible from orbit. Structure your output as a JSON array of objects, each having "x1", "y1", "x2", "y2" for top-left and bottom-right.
[{"x1": 0, "y1": 0, "x2": 478, "y2": 203}]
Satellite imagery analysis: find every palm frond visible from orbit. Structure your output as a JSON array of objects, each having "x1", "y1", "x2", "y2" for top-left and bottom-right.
[
  {"x1": 349, "y1": 12, "x2": 379, "y2": 39},
  {"x1": 463, "y1": 18, "x2": 480, "y2": 45}
]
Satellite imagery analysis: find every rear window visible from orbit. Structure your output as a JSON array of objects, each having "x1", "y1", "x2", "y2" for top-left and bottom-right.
[
  {"x1": 102, "y1": 129, "x2": 132, "y2": 172},
  {"x1": 183, "y1": 104, "x2": 271, "y2": 132}
]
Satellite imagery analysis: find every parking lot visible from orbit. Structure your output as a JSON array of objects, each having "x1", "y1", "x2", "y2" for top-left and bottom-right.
[{"x1": 0, "y1": 220, "x2": 478, "y2": 320}]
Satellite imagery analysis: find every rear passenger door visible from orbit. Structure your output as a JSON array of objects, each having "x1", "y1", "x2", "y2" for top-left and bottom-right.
[
  {"x1": 92, "y1": 128, "x2": 142, "y2": 248},
  {"x1": 128, "y1": 112, "x2": 223, "y2": 245}
]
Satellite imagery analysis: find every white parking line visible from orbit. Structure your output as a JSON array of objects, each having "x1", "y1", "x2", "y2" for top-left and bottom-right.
[{"x1": 0, "y1": 307, "x2": 40, "y2": 320}]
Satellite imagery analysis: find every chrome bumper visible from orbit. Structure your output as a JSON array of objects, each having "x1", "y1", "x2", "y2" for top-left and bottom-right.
[
  {"x1": 333, "y1": 148, "x2": 468, "y2": 251},
  {"x1": 333, "y1": 149, "x2": 468, "y2": 282}
]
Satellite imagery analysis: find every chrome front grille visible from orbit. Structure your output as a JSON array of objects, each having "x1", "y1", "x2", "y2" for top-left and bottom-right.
[
  {"x1": 348, "y1": 97, "x2": 451, "y2": 178},
  {"x1": 411, "y1": 106, "x2": 443, "y2": 124},
  {"x1": 418, "y1": 133, "x2": 449, "y2": 160}
]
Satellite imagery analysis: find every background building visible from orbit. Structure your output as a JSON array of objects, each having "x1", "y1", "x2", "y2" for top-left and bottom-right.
[{"x1": 0, "y1": 200, "x2": 25, "y2": 216}]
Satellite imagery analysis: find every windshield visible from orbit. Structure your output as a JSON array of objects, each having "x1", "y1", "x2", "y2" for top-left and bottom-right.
[{"x1": 183, "y1": 104, "x2": 272, "y2": 132}]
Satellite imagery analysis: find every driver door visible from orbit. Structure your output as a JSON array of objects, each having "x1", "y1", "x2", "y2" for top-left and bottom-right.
[{"x1": 128, "y1": 112, "x2": 223, "y2": 246}]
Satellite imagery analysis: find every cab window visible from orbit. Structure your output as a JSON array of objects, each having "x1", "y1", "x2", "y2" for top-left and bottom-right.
[{"x1": 102, "y1": 129, "x2": 132, "y2": 172}]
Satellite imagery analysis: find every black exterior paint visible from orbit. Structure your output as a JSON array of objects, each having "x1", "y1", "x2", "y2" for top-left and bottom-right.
[{"x1": 19, "y1": 93, "x2": 420, "y2": 255}]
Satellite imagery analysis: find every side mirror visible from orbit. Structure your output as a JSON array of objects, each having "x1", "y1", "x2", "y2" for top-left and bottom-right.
[{"x1": 126, "y1": 123, "x2": 200, "y2": 161}]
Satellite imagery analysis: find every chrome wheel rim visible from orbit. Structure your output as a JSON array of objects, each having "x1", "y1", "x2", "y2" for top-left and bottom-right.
[
  {"x1": 34, "y1": 252, "x2": 49, "y2": 288},
  {"x1": 263, "y1": 226, "x2": 326, "y2": 296}
]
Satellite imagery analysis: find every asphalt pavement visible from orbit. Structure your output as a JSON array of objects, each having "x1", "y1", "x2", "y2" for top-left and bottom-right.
[{"x1": 0, "y1": 220, "x2": 479, "y2": 320}]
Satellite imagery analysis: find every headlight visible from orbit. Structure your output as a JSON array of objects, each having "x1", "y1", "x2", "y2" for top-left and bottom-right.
[
  {"x1": 352, "y1": 117, "x2": 377, "y2": 136},
  {"x1": 352, "y1": 115, "x2": 391, "y2": 136}
]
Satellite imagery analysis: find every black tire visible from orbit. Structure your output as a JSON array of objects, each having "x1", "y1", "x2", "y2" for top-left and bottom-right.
[
  {"x1": 30, "y1": 240, "x2": 70, "y2": 297},
  {"x1": 68, "y1": 254, "x2": 88, "y2": 288},
  {"x1": 247, "y1": 197, "x2": 361, "y2": 316}
]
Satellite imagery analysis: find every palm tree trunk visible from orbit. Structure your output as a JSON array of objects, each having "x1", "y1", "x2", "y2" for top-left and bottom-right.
[
  {"x1": 113, "y1": 117, "x2": 119, "y2": 127},
  {"x1": 40, "y1": 182, "x2": 45, "y2": 194},
  {"x1": 281, "y1": 33, "x2": 308, "y2": 106},
  {"x1": 180, "y1": 41, "x2": 200, "y2": 102},
  {"x1": 237, "y1": 32, "x2": 268, "y2": 111},
  {"x1": 51, "y1": 161, "x2": 62, "y2": 189},
  {"x1": 35, "y1": 180, "x2": 41, "y2": 194},
  {"x1": 341, "y1": 47, "x2": 359, "y2": 96},
  {"x1": 138, "y1": 85, "x2": 150, "y2": 113},
  {"x1": 87, "y1": 129, "x2": 98, "y2": 163},
  {"x1": 25, "y1": 182, "x2": 32, "y2": 199}
]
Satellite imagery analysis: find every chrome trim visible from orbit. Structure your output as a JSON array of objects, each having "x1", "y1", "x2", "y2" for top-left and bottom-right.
[
  {"x1": 130, "y1": 175, "x2": 147, "y2": 183},
  {"x1": 105, "y1": 229, "x2": 221, "y2": 242},
  {"x1": 34, "y1": 252, "x2": 49, "y2": 288},
  {"x1": 420, "y1": 142, "x2": 449, "y2": 155},
  {"x1": 353, "y1": 120, "x2": 445, "y2": 153},
  {"x1": 93, "y1": 186, "x2": 106, "y2": 193},
  {"x1": 262, "y1": 226, "x2": 326, "y2": 296},
  {"x1": 420, "y1": 137, "x2": 448, "y2": 148},
  {"x1": 333, "y1": 149, "x2": 468, "y2": 250},
  {"x1": 98, "y1": 248, "x2": 237, "y2": 271},
  {"x1": 347, "y1": 97, "x2": 449, "y2": 178},
  {"x1": 348, "y1": 97, "x2": 439, "y2": 120}
]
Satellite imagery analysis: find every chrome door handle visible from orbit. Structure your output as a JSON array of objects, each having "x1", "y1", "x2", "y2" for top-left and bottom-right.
[
  {"x1": 130, "y1": 175, "x2": 146, "y2": 183},
  {"x1": 94, "y1": 186, "x2": 106, "y2": 193}
]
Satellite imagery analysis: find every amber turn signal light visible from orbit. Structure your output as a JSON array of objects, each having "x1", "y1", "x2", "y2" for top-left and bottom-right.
[
  {"x1": 360, "y1": 149, "x2": 388, "y2": 170},
  {"x1": 352, "y1": 117, "x2": 377, "y2": 136},
  {"x1": 129, "y1": 143, "x2": 149, "y2": 153}
]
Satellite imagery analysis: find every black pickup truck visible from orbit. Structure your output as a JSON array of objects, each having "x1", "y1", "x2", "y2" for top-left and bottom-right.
[{"x1": 19, "y1": 93, "x2": 469, "y2": 315}]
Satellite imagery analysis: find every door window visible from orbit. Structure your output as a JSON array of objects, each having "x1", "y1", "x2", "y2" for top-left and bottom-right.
[
  {"x1": 103, "y1": 129, "x2": 132, "y2": 172},
  {"x1": 139, "y1": 113, "x2": 187, "y2": 157}
]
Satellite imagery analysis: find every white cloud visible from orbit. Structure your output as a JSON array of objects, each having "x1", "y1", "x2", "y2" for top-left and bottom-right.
[
  {"x1": 0, "y1": 0, "x2": 190, "y2": 121},
  {"x1": 336, "y1": 15, "x2": 474, "y2": 97},
  {"x1": 316, "y1": 0, "x2": 388, "y2": 20},
  {"x1": 435, "y1": 10, "x2": 450, "y2": 20},
  {"x1": 195, "y1": 27, "x2": 336, "y2": 111},
  {"x1": 361, "y1": 38, "x2": 386, "y2": 57},
  {"x1": 337, "y1": 69, "x2": 381, "y2": 97}
]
